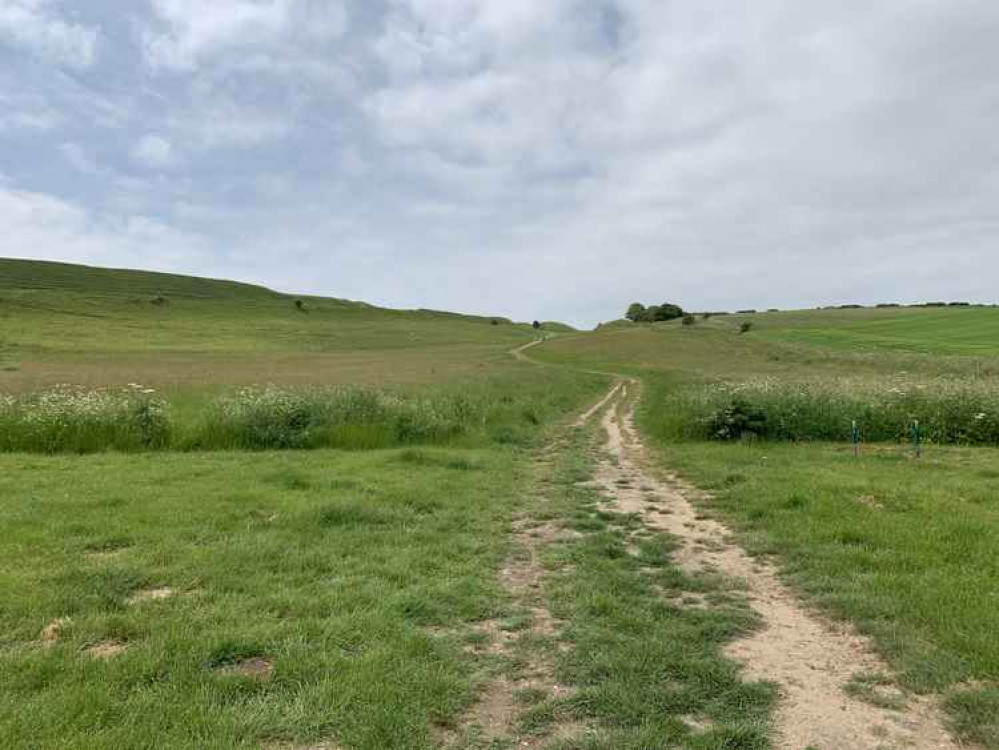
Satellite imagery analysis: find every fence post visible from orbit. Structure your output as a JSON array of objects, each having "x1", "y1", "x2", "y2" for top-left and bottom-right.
[
  {"x1": 913, "y1": 420, "x2": 922, "y2": 460},
  {"x1": 852, "y1": 420, "x2": 860, "y2": 457}
]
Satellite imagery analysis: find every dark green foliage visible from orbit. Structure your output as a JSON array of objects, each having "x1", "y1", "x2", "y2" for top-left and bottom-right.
[
  {"x1": 682, "y1": 314, "x2": 696, "y2": 326},
  {"x1": 739, "y1": 322, "x2": 753, "y2": 334},
  {"x1": 706, "y1": 399, "x2": 768, "y2": 441},
  {"x1": 624, "y1": 301, "x2": 684, "y2": 323}
]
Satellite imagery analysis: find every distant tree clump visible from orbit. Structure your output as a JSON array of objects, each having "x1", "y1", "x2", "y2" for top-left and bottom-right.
[
  {"x1": 491, "y1": 319, "x2": 500, "y2": 326},
  {"x1": 702, "y1": 312, "x2": 712, "y2": 320},
  {"x1": 876, "y1": 303, "x2": 901, "y2": 308},
  {"x1": 736, "y1": 309, "x2": 757, "y2": 314},
  {"x1": 624, "y1": 301, "x2": 684, "y2": 323},
  {"x1": 625, "y1": 303, "x2": 647, "y2": 322},
  {"x1": 532, "y1": 320, "x2": 542, "y2": 330}
]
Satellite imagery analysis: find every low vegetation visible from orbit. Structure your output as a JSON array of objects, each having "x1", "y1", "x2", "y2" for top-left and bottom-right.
[
  {"x1": 651, "y1": 376, "x2": 999, "y2": 445},
  {"x1": 4, "y1": 259, "x2": 999, "y2": 748}
]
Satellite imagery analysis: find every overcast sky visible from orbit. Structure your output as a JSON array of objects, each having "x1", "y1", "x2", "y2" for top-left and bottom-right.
[{"x1": 2, "y1": 1, "x2": 997, "y2": 327}]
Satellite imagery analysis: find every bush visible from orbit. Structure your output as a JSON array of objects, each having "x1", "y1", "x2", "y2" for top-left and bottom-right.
[
  {"x1": 706, "y1": 399, "x2": 767, "y2": 441},
  {"x1": 739, "y1": 322, "x2": 753, "y2": 334},
  {"x1": 682, "y1": 314, "x2": 696, "y2": 326}
]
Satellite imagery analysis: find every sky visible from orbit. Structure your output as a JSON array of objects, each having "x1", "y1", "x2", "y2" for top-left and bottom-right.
[{"x1": 1, "y1": 1, "x2": 998, "y2": 328}]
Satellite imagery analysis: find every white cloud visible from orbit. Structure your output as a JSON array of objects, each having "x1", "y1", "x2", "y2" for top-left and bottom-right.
[
  {"x1": 0, "y1": 0, "x2": 98, "y2": 68},
  {"x1": 143, "y1": 0, "x2": 346, "y2": 70},
  {"x1": 0, "y1": 182, "x2": 210, "y2": 272},
  {"x1": 0, "y1": 109, "x2": 58, "y2": 132},
  {"x1": 131, "y1": 134, "x2": 175, "y2": 169}
]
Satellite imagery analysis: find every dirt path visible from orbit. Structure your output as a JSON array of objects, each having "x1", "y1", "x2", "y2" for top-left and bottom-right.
[
  {"x1": 440, "y1": 428, "x2": 583, "y2": 749},
  {"x1": 583, "y1": 381, "x2": 963, "y2": 750}
]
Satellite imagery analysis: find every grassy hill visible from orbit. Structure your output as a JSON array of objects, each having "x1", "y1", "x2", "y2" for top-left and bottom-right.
[
  {"x1": 715, "y1": 306, "x2": 999, "y2": 356},
  {"x1": 0, "y1": 258, "x2": 541, "y2": 392}
]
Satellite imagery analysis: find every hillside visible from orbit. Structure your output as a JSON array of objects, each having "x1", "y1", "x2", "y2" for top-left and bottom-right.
[{"x1": 0, "y1": 258, "x2": 540, "y2": 392}]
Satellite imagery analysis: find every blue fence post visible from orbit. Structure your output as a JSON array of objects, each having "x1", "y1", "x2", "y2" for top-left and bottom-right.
[{"x1": 852, "y1": 420, "x2": 860, "y2": 458}]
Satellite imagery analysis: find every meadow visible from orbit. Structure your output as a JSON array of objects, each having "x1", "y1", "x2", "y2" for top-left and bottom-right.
[
  {"x1": 4, "y1": 259, "x2": 998, "y2": 748},
  {"x1": 534, "y1": 309, "x2": 999, "y2": 747}
]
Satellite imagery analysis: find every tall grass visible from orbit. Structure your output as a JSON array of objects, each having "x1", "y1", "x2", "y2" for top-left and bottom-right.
[
  {"x1": 650, "y1": 376, "x2": 999, "y2": 445},
  {"x1": 0, "y1": 385, "x2": 170, "y2": 453},
  {"x1": 0, "y1": 370, "x2": 607, "y2": 454}
]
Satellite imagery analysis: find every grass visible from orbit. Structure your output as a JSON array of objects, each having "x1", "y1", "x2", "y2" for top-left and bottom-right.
[
  {"x1": 6, "y1": 258, "x2": 999, "y2": 747},
  {"x1": 0, "y1": 369, "x2": 605, "y2": 454},
  {"x1": 0, "y1": 447, "x2": 528, "y2": 749},
  {"x1": 0, "y1": 258, "x2": 548, "y2": 393},
  {"x1": 532, "y1": 308, "x2": 999, "y2": 747},
  {"x1": 638, "y1": 437, "x2": 999, "y2": 746}
]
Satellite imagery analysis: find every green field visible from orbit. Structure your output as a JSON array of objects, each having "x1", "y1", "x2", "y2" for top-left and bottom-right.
[
  {"x1": 3, "y1": 259, "x2": 998, "y2": 748},
  {"x1": 750, "y1": 306, "x2": 999, "y2": 355}
]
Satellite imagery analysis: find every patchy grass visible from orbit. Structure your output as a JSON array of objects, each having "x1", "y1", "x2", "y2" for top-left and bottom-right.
[
  {"x1": 506, "y1": 428, "x2": 774, "y2": 749},
  {"x1": 0, "y1": 447, "x2": 533, "y2": 749}
]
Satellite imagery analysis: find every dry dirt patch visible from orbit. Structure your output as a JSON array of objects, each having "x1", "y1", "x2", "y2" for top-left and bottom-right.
[
  {"x1": 126, "y1": 587, "x2": 176, "y2": 605},
  {"x1": 215, "y1": 657, "x2": 274, "y2": 680},
  {"x1": 86, "y1": 640, "x2": 128, "y2": 660}
]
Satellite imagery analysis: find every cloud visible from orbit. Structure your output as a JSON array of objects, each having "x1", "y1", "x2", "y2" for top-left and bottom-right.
[
  {"x1": 0, "y1": 0, "x2": 98, "y2": 68},
  {"x1": 130, "y1": 135, "x2": 176, "y2": 169},
  {"x1": 143, "y1": 0, "x2": 347, "y2": 71},
  {"x1": 3, "y1": 1, "x2": 999, "y2": 326},
  {"x1": 0, "y1": 181, "x2": 210, "y2": 272}
]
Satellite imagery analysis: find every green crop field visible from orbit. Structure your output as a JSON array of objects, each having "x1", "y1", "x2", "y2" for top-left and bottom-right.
[{"x1": 2, "y1": 259, "x2": 998, "y2": 749}]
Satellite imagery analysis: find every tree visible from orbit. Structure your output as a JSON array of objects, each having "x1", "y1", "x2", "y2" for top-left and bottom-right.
[
  {"x1": 532, "y1": 320, "x2": 541, "y2": 330},
  {"x1": 625, "y1": 303, "x2": 647, "y2": 322},
  {"x1": 654, "y1": 303, "x2": 683, "y2": 321}
]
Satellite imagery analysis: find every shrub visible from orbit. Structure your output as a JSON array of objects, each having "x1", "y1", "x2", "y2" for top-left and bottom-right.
[
  {"x1": 150, "y1": 295, "x2": 169, "y2": 306},
  {"x1": 739, "y1": 322, "x2": 753, "y2": 334},
  {"x1": 294, "y1": 299, "x2": 308, "y2": 312},
  {"x1": 706, "y1": 399, "x2": 767, "y2": 441},
  {"x1": 682, "y1": 314, "x2": 696, "y2": 326}
]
